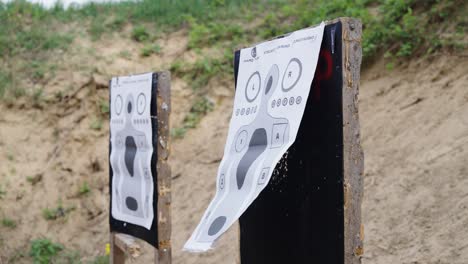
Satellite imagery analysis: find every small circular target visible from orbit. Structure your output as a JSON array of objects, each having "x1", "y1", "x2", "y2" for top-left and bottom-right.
[
  {"x1": 235, "y1": 130, "x2": 248, "y2": 152},
  {"x1": 137, "y1": 93, "x2": 146, "y2": 115},
  {"x1": 245, "y1": 71, "x2": 261, "y2": 102},
  {"x1": 282, "y1": 58, "x2": 303, "y2": 92},
  {"x1": 115, "y1": 95, "x2": 123, "y2": 115}
]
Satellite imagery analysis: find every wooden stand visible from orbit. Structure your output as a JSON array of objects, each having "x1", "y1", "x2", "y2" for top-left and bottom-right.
[
  {"x1": 238, "y1": 17, "x2": 363, "y2": 264},
  {"x1": 110, "y1": 71, "x2": 172, "y2": 264},
  {"x1": 110, "y1": 233, "x2": 141, "y2": 264}
]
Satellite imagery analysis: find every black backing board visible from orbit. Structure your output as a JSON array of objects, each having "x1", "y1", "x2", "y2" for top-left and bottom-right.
[
  {"x1": 109, "y1": 73, "x2": 159, "y2": 247},
  {"x1": 236, "y1": 22, "x2": 344, "y2": 264}
]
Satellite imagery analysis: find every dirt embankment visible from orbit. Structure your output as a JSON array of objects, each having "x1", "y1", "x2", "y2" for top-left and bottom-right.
[
  {"x1": 360, "y1": 54, "x2": 468, "y2": 264},
  {"x1": 1, "y1": 27, "x2": 467, "y2": 264}
]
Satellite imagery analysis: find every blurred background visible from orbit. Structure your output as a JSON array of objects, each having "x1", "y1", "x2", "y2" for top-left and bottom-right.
[{"x1": 0, "y1": 0, "x2": 467, "y2": 263}]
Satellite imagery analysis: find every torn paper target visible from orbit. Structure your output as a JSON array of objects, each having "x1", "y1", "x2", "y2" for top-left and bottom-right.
[
  {"x1": 109, "y1": 72, "x2": 155, "y2": 230},
  {"x1": 184, "y1": 22, "x2": 325, "y2": 252}
]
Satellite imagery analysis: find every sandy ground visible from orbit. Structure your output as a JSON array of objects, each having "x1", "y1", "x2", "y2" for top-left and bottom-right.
[
  {"x1": 360, "y1": 55, "x2": 468, "y2": 264},
  {"x1": 0, "y1": 28, "x2": 467, "y2": 263}
]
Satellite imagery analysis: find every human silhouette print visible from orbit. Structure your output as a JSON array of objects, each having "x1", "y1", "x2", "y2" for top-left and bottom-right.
[
  {"x1": 192, "y1": 64, "x2": 290, "y2": 243},
  {"x1": 111, "y1": 93, "x2": 152, "y2": 221}
]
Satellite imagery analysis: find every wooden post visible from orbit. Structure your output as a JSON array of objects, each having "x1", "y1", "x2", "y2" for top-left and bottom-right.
[
  {"x1": 237, "y1": 18, "x2": 363, "y2": 264},
  {"x1": 155, "y1": 71, "x2": 172, "y2": 264},
  {"x1": 110, "y1": 233, "x2": 125, "y2": 264},
  {"x1": 340, "y1": 18, "x2": 364, "y2": 264},
  {"x1": 110, "y1": 71, "x2": 172, "y2": 264}
]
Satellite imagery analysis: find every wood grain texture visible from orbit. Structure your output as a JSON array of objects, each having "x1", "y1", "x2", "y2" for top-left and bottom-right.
[
  {"x1": 112, "y1": 233, "x2": 141, "y2": 258},
  {"x1": 110, "y1": 233, "x2": 126, "y2": 264},
  {"x1": 156, "y1": 71, "x2": 172, "y2": 264},
  {"x1": 337, "y1": 17, "x2": 364, "y2": 264}
]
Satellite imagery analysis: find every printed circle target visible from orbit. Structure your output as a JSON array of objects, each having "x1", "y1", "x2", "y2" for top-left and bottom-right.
[
  {"x1": 137, "y1": 93, "x2": 146, "y2": 115},
  {"x1": 282, "y1": 58, "x2": 303, "y2": 92},
  {"x1": 245, "y1": 71, "x2": 261, "y2": 102},
  {"x1": 115, "y1": 95, "x2": 123, "y2": 115}
]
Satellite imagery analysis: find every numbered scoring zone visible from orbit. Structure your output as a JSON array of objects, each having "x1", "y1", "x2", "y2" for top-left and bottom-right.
[
  {"x1": 199, "y1": 58, "x2": 303, "y2": 239},
  {"x1": 235, "y1": 58, "x2": 303, "y2": 117}
]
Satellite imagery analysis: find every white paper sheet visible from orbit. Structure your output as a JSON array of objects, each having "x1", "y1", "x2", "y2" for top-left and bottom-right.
[
  {"x1": 110, "y1": 72, "x2": 154, "y2": 229},
  {"x1": 184, "y1": 23, "x2": 325, "y2": 251}
]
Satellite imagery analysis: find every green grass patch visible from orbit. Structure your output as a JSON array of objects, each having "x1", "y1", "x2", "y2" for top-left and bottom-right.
[
  {"x1": 26, "y1": 174, "x2": 43, "y2": 185},
  {"x1": 171, "y1": 127, "x2": 188, "y2": 139},
  {"x1": 30, "y1": 238, "x2": 64, "y2": 264},
  {"x1": 31, "y1": 88, "x2": 45, "y2": 108},
  {"x1": 12, "y1": 28, "x2": 73, "y2": 54},
  {"x1": 183, "y1": 0, "x2": 466, "y2": 61},
  {"x1": 28, "y1": 238, "x2": 82, "y2": 264},
  {"x1": 90, "y1": 116, "x2": 104, "y2": 131},
  {"x1": 1, "y1": 217, "x2": 17, "y2": 228},
  {"x1": 118, "y1": 50, "x2": 132, "y2": 59},
  {"x1": 132, "y1": 25, "x2": 150, "y2": 42},
  {"x1": 42, "y1": 202, "x2": 74, "y2": 220},
  {"x1": 172, "y1": 96, "x2": 214, "y2": 138},
  {"x1": 0, "y1": 70, "x2": 13, "y2": 99},
  {"x1": 188, "y1": 20, "x2": 245, "y2": 49},
  {"x1": 0, "y1": 185, "x2": 6, "y2": 199},
  {"x1": 57, "y1": 250, "x2": 81, "y2": 264},
  {"x1": 0, "y1": 0, "x2": 465, "y2": 107},
  {"x1": 172, "y1": 51, "x2": 233, "y2": 91},
  {"x1": 88, "y1": 15, "x2": 127, "y2": 41},
  {"x1": 99, "y1": 100, "x2": 110, "y2": 114},
  {"x1": 89, "y1": 18, "x2": 106, "y2": 41},
  {"x1": 91, "y1": 255, "x2": 110, "y2": 264},
  {"x1": 79, "y1": 182, "x2": 91, "y2": 195},
  {"x1": 6, "y1": 152, "x2": 14, "y2": 161},
  {"x1": 141, "y1": 43, "x2": 162, "y2": 57},
  {"x1": 2, "y1": 0, "x2": 464, "y2": 59},
  {"x1": 1, "y1": 0, "x2": 464, "y2": 60}
]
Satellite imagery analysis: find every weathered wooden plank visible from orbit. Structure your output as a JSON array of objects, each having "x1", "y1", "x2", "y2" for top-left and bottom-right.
[
  {"x1": 112, "y1": 233, "x2": 141, "y2": 258},
  {"x1": 338, "y1": 17, "x2": 364, "y2": 264},
  {"x1": 110, "y1": 232, "x2": 142, "y2": 263},
  {"x1": 156, "y1": 71, "x2": 172, "y2": 264}
]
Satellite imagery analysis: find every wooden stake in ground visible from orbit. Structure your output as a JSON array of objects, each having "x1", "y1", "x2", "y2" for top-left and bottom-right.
[{"x1": 340, "y1": 17, "x2": 364, "y2": 264}]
